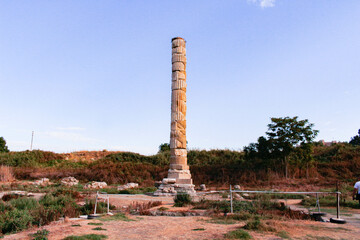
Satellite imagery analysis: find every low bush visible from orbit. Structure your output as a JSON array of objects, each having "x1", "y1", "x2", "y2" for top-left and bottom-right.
[
  {"x1": 174, "y1": 192, "x2": 192, "y2": 207},
  {"x1": 63, "y1": 234, "x2": 107, "y2": 240},
  {"x1": 9, "y1": 197, "x2": 39, "y2": 210},
  {"x1": 224, "y1": 228, "x2": 252, "y2": 239},
  {"x1": 0, "y1": 209, "x2": 33, "y2": 234},
  {"x1": 30, "y1": 229, "x2": 50, "y2": 240},
  {"x1": 92, "y1": 227, "x2": 106, "y2": 231},
  {"x1": 128, "y1": 201, "x2": 162, "y2": 215}
]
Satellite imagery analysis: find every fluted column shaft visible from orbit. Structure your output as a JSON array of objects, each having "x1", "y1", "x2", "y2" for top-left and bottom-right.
[{"x1": 170, "y1": 37, "x2": 189, "y2": 171}]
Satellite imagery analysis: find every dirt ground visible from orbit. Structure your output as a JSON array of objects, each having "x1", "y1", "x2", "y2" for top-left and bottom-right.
[{"x1": 4, "y1": 194, "x2": 360, "y2": 240}]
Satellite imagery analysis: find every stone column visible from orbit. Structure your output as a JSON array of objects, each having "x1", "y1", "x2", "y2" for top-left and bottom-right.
[{"x1": 154, "y1": 37, "x2": 195, "y2": 195}]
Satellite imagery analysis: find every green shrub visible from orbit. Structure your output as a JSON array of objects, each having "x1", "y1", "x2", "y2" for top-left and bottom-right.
[
  {"x1": 243, "y1": 217, "x2": 261, "y2": 230},
  {"x1": 10, "y1": 197, "x2": 39, "y2": 210},
  {"x1": 92, "y1": 227, "x2": 106, "y2": 231},
  {"x1": 174, "y1": 192, "x2": 192, "y2": 207},
  {"x1": 0, "y1": 209, "x2": 33, "y2": 234},
  {"x1": 100, "y1": 213, "x2": 132, "y2": 222},
  {"x1": 31, "y1": 205, "x2": 62, "y2": 226},
  {"x1": 63, "y1": 234, "x2": 107, "y2": 240},
  {"x1": 30, "y1": 229, "x2": 50, "y2": 240},
  {"x1": 224, "y1": 229, "x2": 252, "y2": 239}
]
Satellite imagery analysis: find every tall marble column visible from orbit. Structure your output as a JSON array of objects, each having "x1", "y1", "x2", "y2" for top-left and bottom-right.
[{"x1": 154, "y1": 37, "x2": 195, "y2": 195}]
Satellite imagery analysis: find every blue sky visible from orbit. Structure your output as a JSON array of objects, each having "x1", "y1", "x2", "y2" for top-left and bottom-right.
[{"x1": 0, "y1": 0, "x2": 359, "y2": 154}]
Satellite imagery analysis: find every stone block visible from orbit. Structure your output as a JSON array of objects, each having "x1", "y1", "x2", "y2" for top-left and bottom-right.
[
  {"x1": 167, "y1": 171, "x2": 191, "y2": 179},
  {"x1": 162, "y1": 178, "x2": 176, "y2": 184},
  {"x1": 172, "y1": 71, "x2": 186, "y2": 80},
  {"x1": 171, "y1": 80, "x2": 187, "y2": 90},
  {"x1": 170, "y1": 155, "x2": 187, "y2": 165},
  {"x1": 172, "y1": 38, "x2": 186, "y2": 48},
  {"x1": 200, "y1": 184, "x2": 206, "y2": 191},
  {"x1": 172, "y1": 90, "x2": 186, "y2": 101},
  {"x1": 172, "y1": 62, "x2": 185, "y2": 71},
  {"x1": 171, "y1": 112, "x2": 186, "y2": 121},
  {"x1": 171, "y1": 149, "x2": 187, "y2": 157},
  {"x1": 172, "y1": 46, "x2": 186, "y2": 54},
  {"x1": 175, "y1": 179, "x2": 193, "y2": 184},
  {"x1": 169, "y1": 163, "x2": 189, "y2": 170},
  {"x1": 172, "y1": 54, "x2": 186, "y2": 63},
  {"x1": 171, "y1": 121, "x2": 186, "y2": 131}
]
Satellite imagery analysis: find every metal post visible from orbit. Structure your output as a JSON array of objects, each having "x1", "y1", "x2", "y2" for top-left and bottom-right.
[
  {"x1": 107, "y1": 194, "x2": 110, "y2": 214},
  {"x1": 316, "y1": 193, "x2": 320, "y2": 212},
  {"x1": 336, "y1": 182, "x2": 339, "y2": 219},
  {"x1": 230, "y1": 185, "x2": 233, "y2": 214},
  {"x1": 337, "y1": 192, "x2": 340, "y2": 219},
  {"x1": 94, "y1": 191, "x2": 98, "y2": 215},
  {"x1": 30, "y1": 131, "x2": 34, "y2": 150}
]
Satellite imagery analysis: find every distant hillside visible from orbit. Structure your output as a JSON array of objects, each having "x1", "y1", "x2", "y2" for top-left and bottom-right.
[{"x1": 0, "y1": 144, "x2": 359, "y2": 187}]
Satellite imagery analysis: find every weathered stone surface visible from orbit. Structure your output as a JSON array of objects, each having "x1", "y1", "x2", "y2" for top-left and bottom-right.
[
  {"x1": 84, "y1": 181, "x2": 107, "y2": 189},
  {"x1": 172, "y1": 38, "x2": 186, "y2": 48},
  {"x1": 61, "y1": 177, "x2": 79, "y2": 186},
  {"x1": 172, "y1": 71, "x2": 186, "y2": 80},
  {"x1": 172, "y1": 62, "x2": 186, "y2": 71},
  {"x1": 200, "y1": 184, "x2": 206, "y2": 191},
  {"x1": 172, "y1": 46, "x2": 186, "y2": 54},
  {"x1": 162, "y1": 178, "x2": 176, "y2": 184},
  {"x1": 172, "y1": 54, "x2": 187, "y2": 63},
  {"x1": 171, "y1": 80, "x2": 187, "y2": 90},
  {"x1": 33, "y1": 178, "x2": 50, "y2": 186},
  {"x1": 155, "y1": 37, "x2": 195, "y2": 196},
  {"x1": 118, "y1": 182, "x2": 139, "y2": 190}
]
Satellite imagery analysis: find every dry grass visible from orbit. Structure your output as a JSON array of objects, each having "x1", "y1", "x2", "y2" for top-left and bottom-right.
[
  {"x1": 0, "y1": 165, "x2": 15, "y2": 182},
  {"x1": 128, "y1": 201, "x2": 162, "y2": 215}
]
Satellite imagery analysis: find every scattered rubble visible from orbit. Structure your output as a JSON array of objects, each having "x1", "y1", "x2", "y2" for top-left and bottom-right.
[
  {"x1": 234, "y1": 185, "x2": 241, "y2": 190},
  {"x1": 33, "y1": 178, "x2": 50, "y2": 186},
  {"x1": 61, "y1": 177, "x2": 79, "y2": 186},
  {"x1": 84, "y1": 181, "x2": 107, "y2": 189},
  {"x1": 118, "y1": 182, "x2": 139, "y2": 190}
]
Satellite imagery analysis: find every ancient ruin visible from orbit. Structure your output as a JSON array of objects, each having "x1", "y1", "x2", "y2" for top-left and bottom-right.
[{"x1": 154, "y1": 37, "x2": 196, "y2": 196}]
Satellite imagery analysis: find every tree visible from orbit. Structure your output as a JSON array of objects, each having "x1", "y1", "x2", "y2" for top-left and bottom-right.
[
  {"x1": 266, "y1": 116, "x2": 319, "y2": 178},
  {"x1": 158, "y1": 143, "x2": 170, "y2": 153},
  {"x1": 0, "y1": 137, "x2": 9, "y2": 153},
  {"x1": 349, "y1": 129, "x2": 360, "y2": 146}
]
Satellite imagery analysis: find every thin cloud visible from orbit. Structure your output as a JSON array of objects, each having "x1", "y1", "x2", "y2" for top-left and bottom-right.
[{"x1": 247, "y1": 0, "x2": 276, "y2": 8}]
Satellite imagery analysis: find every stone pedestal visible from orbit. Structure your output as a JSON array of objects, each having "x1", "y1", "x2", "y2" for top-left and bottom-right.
[{"x1": 154, "y1": 37, "x2": 195, "y2": 196}]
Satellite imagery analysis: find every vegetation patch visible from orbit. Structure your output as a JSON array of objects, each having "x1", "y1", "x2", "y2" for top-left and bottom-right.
[
  {"x1": 192, "y1": 228, "x2": 205, "y2": 231},
  {"x1": 30, "y1": 229, "x2": 50, "y2": 240},
  {"x1": 277, "y1": 230, "x2": 291, "y2": 239},
  {"x1": 224, "y1": 229, "x2": 252, "y2": 239},
  {"x1": 63, "y1": 234, "x2": 107, "y2": 240},
  {"x1": 88, "y1": 222, "x2": 103, "y2": 226},
  {"x1": 158, "y1": 207, "x2": 169, "y2": 211},
  {"x1": 99, "y1": 213, "x2": 133, "y2": 222},
  {"x1": 92, "y1": 227, "x2": 107, "y2": 231},
  {"x1": 174, "y1": 192, "x2": 192, "y2": 207}
]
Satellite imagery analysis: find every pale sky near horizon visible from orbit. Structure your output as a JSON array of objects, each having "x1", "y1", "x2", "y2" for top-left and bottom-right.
[{"x1": 0, "y1": 0, "x2": 359, "y2": 155}]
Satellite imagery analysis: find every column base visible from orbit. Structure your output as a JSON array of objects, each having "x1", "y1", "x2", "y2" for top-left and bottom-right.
[
  {"x1": 153, "y1": 174, "x2": 196, "y2": 196},
  {"x1": 153, "y1": 182, "x2": 196, "y2": 196}
]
